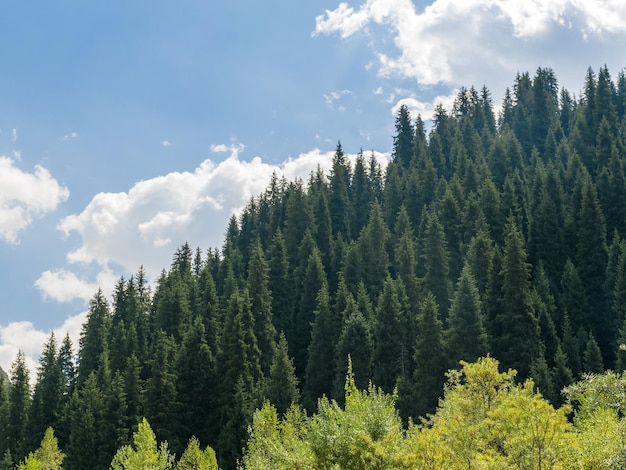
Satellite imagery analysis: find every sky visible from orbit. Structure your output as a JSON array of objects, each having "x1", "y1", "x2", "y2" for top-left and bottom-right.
[{"x1": 2, "y1": 0, "x2": 626, "y2": 377}]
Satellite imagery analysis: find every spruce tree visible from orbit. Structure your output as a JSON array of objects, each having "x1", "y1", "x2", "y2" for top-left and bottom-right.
[
  {"x1": 372, "y1": 276, "x2": 405, "y2": 392},
  {"x1": 328, "y1": 141, "x2": 353, "y2": 238},
  {"x1": 267, "y1": 229, "x2": 292, "y2": 338},
  {"x1": 7, "y1": 352, "x2": 30, "y2": 461},
  {"x1": 144, "y1": 330, "x2": 178, "y2": 451},
  {"x1": 583, "y1": 334, "x2": 604, "y2": 374},
  {"x1": 392, "y1": 104, "x2": 414, "y2": 168},
  {"x1": 77, "y1": 290, "x2": 111, "y2": 388},
  {"x1": 246, "y1": 242, "x2": 277, "y2": 376},
  {"x1": 350, "y1": 150, "x2": 373, "y2": 237},
  {"x1": 293, "y1": 245, "x2": 326, "y2": 380},
  {"x1": 413, "y1": 292, "x2": 446, "y2": 419},
  {"x1": 576, "y1": 178, "x2": 611, "y2": 362},
  {"x1": 334, "y1": 297, "x2": 373, "y2": 399},
  {"x1": 445, "y1": 265, "x2": 489, "y2": 366},
  {"x1": 266, "y1": 332, "x2": 300, "y2": 416},
  {"x1": 421, "y1": 210, "x2": 451, "y2": 316},
  {"x1": 175, "y1": 317, "x2": 216, "y2": 449},
  {"x1": 28, "y1": 333, "x2": 63, "y2": 452},
  {"x1": 65, "y1": 373, "x2": 104, "y2": 470},
  {"x1": 551, "y1": 345, "x2": 574, "y2": 406},
  {"x1": 356, "y1": 202, "x2": 390, "y2": 299},
  {"x1": 497, "y1": 216, "x2": 540, "y2": 378},
  {"x1": 303, "y1": 281, "x2": 336, "y2": 411}
]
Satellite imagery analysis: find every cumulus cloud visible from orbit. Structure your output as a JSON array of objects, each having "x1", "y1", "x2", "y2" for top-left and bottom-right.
[
  {"x1": 162, "y1": 140, "x2": 171, "y2": 147},
  {"x1": 315, "y1": 0, "x2": 626, "y2": 114},
  {"x1": 62, "y1": 132, "x2": 78, "y2": 141},
  {"x1": 0, "y1": 311, "x2": 86, "y2": 384},
  {"x1": 35, "y1": 267, "x2": 118, "y2": 304},
  {"x1": 391, "y1": 93, "x2": 457, "y2": 120},
  {"x1": 39, "y1": 145, "x2": 388, "y2": 305},
  {"x1": 0, "y1": 156, "x2": 70, "y2": 244},
  {"x1": 11, "y1": 128, "x2": 17, "y2": 143}
]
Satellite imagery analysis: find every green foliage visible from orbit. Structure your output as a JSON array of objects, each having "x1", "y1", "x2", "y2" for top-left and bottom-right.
[
  {"x1": 17, "y1": 428, "x2": 64, "y2": 470},
  {"x1": 110, "y1": 418, "x2": 174, "y2": 470},
  {"x1": 10, "y1": 65, "x2": 626, "y2": 468},
  {"x1": 177, "y1": 437, "x2": 218, "y2": 470},
  {"x1": 401, "y1": 356, "x2": 577, "y2": 468}
]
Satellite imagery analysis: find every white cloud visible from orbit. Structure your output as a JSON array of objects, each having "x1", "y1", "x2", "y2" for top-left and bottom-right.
[
  {"x1": 47, "y1": 145, "x2": 389, "y2": 304},
  {"x1": 162, "y1": 140, "x2": 171, "y2": 147},
  {"x1": 62, "y1": 132, "x2": 78, "y2": 141},
  {"x1": 0, "y1": 311, "x2": 86, "y2": 385},
  {"x1": 323, "y1": 89, "x2": 353, "y2": 110},
  {"x1": 314, "y1": 0, "x2": 626, "y2": 93},
  {"x1": 0, "y1": 156, "x2": 70, "y2": 244},
  {"x1": 35, "y1": 267, "x2": 117, "y2": 304},
  {"x1": 391, "y1": 93, "x2": 457, "y2": 120},
  {"x1": 11, "y1": 128, "x2": 17, "y2": 143}
]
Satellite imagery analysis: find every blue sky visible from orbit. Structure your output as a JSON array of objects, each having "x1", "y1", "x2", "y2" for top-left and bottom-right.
[{"x1": 2, "y1": 0, "x2": 626, "y2": 374}]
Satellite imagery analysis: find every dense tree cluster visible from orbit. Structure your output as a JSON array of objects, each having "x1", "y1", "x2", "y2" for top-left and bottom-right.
[{"x1": 3, "y1": 65, "x2": 626, "y2": 468}]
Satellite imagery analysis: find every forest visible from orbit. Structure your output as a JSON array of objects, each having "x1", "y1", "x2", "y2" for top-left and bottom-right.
[{"x1": 3, "y1": 65, "x2": 626, "y2": 468}]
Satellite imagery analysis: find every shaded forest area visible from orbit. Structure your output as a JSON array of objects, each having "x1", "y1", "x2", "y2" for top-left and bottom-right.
[{"x1": 3, "y1": 65, "x2": 626, "y2": 468}]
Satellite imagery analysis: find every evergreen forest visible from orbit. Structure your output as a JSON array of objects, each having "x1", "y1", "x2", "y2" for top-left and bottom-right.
[{"x1": 4, "y1": 65, "x2": 626, "y2": 468}]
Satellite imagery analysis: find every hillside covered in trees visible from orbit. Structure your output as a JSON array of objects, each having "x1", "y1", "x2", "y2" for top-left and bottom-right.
[{"x1": 3, "y1": 65, "x2": 626, "y2": 468}]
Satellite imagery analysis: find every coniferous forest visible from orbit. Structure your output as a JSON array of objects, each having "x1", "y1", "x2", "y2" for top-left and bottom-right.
[{"x1": 5, "y1": 66, "x2": 626, "y2": 468}]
